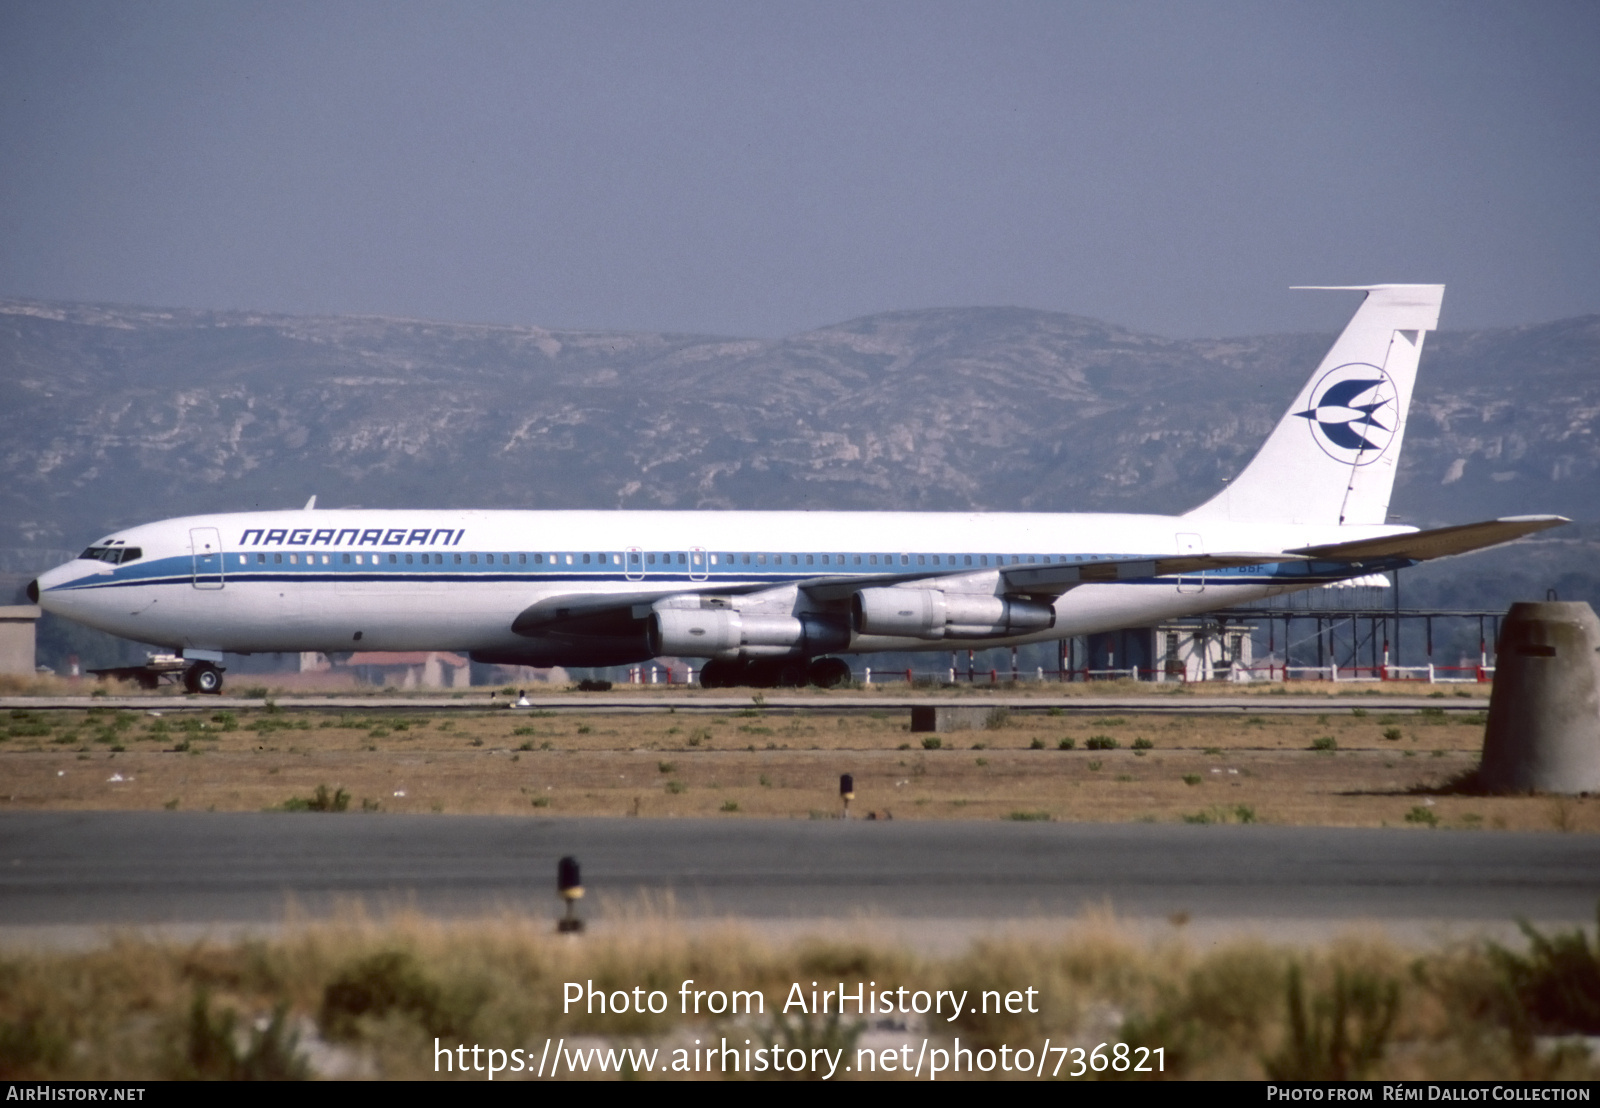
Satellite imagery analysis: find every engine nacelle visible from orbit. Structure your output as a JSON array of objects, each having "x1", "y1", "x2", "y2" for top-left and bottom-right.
[
  {"x1": 649, "y1": 608, "x2": 743, "y2": 656},
  {"x1": 648, "y1": 609, "x2": 848, "y2": 659},
  {"x1": 852, "y1": 588, "x2": 1054, "y2": 640}
]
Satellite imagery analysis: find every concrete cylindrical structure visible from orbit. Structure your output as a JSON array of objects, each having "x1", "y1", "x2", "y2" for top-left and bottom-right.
[{"x1": 1479, "y1": 601, "x2": 1600, "y2": 794}]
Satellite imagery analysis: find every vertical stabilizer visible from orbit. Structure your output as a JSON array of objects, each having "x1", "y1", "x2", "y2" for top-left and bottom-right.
[{"x1": 1185, "y1": 284, "x2": 1443, "y2": 526}]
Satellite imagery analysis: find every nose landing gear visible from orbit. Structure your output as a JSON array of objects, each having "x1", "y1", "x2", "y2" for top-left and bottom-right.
[{"x1": 182, "y1": 662, "x2": 224, "y2": 695}]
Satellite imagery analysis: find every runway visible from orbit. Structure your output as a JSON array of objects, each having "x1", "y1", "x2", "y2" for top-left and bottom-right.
[
  {"x1": 2, "y1": 813, "x2": 1594, "y2": 942},
  {"x1": 0, "y1": 692, "x2": 1491, "y2": 714}
]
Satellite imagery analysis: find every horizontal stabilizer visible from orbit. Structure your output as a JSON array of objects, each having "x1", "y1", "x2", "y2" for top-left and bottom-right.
[{"x1": 1288, "y1": 516, "x2": 1570, "y2": 563}]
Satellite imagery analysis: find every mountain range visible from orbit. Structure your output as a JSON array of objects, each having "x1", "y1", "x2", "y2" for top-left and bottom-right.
[{"x1": 4, "y1": 295, "x2": 1596, "y2": 666}]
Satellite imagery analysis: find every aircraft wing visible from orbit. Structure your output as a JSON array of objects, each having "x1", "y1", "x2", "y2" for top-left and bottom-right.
[
  {"x1": 1287, "y1": 515, "x2": 1570, "y2": 564},
  {"x1": 513, "y1": 550, "x2": 1312, "y2": 634},
  {"x1": 998, "y1": 552, "x2": 1304, "y2": 596},
  {"x1": 511, "y1": 586, "x2": 769, "y2": 634}
]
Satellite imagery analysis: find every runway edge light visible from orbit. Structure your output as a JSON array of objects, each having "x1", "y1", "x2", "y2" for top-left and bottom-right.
[{"x1": 557, "y1": 855, "x2": 585, "y2": 934}]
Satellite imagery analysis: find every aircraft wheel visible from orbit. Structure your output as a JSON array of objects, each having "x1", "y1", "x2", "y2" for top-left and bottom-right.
[
  {"x1": 747, "y1": 658, "x2": 806, "y2": 688},
  {"x1": 698, "y1": 658, "x2": 741, "y2": 688},
  {"x1": 743, "y1": 659, "x2": 782, "y2": 688},
  {"x1": 185, "y1": 663, "x2": 223, "y2": 695},
  {"x1": 808, "y1": 657, "x2": 852, "y2": 688},
  {"x1": 775, "y1": 659, "x2": 809, "y2": 688}
]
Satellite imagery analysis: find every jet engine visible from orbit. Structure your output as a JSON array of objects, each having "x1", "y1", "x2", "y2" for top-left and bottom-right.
[
  {"x1": 648, "y1": 608, "x2": 848, "y2": 659},
  {"x1": 852, "y1": 588, "x2": 1054, "y2": 640}
]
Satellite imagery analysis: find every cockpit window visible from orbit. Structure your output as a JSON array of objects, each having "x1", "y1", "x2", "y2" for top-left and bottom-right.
[{"x1": 78, "y1": 546, "x2": 142, "y2": 565}]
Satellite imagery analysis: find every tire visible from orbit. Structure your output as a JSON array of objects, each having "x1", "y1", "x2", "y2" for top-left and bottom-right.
[
  {"x1": 746, "y1": 658, "x2": 806, "y2": 688},
  {"x1": 743, "y1": 659, "x2": 781, "y2": 688},
  {"x1": 808, "y1": 657, "x2": 852, "y2": 688},
  {"x1": 698, "y1": 658, "x2": 742, "y2": 688},
  {"x1": 774, "y1": 659, "x2": 809, "y2": 688},
  {"x1": 186, "y1": 663, "x2": 223, "y2": 695}
]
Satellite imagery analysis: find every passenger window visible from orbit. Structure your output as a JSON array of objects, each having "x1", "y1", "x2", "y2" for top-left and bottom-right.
[
  {"x1": 274, "y1": 553, "x2": 283, "y2": 564},
  {"x1": 757, "y1": 554, "x2": 766, "y2": 565},
  {"x1": 519, "y1": 553, "x2": 526, "y2": 564},
  {"x1": 647, "y1": 553, "x2": 655, "y2": 565},
  {"x1": 789, "y1": 555, "x2": 797, "y2": 565},
  {"x1": 853, "y1": 555, "x2": 861, "y2": 565},
  {"x1": 806, "y1": 554, "x2": 814, "y2": 565},
  {"x1": 582, "y1": 553, "x2": 590, "y2": 564},
  {"x1": 869, "y1": 555, "x2": 877, "y2": 565},
  {"x1": 289, "y1": 554, "x2": 297, "y2": 565},
  {"x1": 679, "y1": 553, "x2": 687, "y2": 565},
  {"x1": 390, "y1": 554, "x2": 398, "y2": 564},
  {"x1": 741, "y1": 554, "x2": 750, "y2": 564},
  {"x1": 454, "y1": 554, "x2": 462, "y2": 564},
  {"x1": 258, "y1": 554, "x2": 267, "y2": 564},
  {"x1": 534, "y1": 554, "x2": 543, "y2": 564}
]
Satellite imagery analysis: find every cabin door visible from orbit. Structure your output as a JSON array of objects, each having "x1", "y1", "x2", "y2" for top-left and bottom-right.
[
  {"x1": 1174, "y1": 532, "x2": 1204, "y2": 594},
  {"x1": 190, "y1": 527, "x2": 225, "y2": 590}
]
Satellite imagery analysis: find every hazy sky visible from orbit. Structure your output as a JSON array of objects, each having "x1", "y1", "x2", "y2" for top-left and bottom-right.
[{"x1": 3, "y1": 1, "x2": 1597, "y2": 338}]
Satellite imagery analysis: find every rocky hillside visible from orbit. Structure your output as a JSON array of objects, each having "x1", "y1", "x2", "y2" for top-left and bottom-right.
[{"x1": 3, "y1": 297, "x2": 1595, "y2": 575}]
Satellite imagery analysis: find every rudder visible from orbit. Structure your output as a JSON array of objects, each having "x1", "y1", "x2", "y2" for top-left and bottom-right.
[{"x1": 1185, "y1": 284, "x2": 1444, "y2": 527}]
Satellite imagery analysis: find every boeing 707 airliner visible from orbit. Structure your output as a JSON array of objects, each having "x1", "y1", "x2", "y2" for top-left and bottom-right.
[{"x1": 29, "y1": 285, "x2": 1566, "y2": 692}]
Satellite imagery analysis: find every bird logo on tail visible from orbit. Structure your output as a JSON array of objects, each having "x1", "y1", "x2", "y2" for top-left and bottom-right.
[{"x1": 1295, "y1": 362, "x2": 1399, "y2": 465}]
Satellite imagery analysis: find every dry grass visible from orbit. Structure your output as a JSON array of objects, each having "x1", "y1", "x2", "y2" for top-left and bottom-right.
[
  {"x1": 1, "y1": 909, "x2": 1596, "y2": 1080},
  {"x1": 2, "y1": 701, "x2": 1595, "y2": 831}
]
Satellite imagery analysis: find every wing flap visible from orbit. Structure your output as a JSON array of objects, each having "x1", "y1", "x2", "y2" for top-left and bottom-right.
[{"x1": 1001, "y1": 552, "x2": 1302, "y2": 594}]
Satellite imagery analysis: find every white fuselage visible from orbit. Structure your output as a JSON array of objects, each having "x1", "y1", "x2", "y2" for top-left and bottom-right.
[{"x1": 33, "y1": 507, "x2": 1407, "y2": 660}]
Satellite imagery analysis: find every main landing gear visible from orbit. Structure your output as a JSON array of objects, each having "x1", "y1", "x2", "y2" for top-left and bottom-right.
[
  {"x1": 182, "y1": 662, "x2": 225, "y2": 695},
  {"x1": 698, "y1": 656, "x2": 853, "y2": 689}
]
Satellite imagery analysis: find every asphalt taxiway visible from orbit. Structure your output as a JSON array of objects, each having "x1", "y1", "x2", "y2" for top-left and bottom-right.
[{"x1": 2, "y1": 813, "x2": 1593, "y2": 944}]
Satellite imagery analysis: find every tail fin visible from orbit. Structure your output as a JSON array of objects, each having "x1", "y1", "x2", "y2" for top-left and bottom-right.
[{"x1": 1185, "y1": 284, "x2": 1444, "y2": 526}]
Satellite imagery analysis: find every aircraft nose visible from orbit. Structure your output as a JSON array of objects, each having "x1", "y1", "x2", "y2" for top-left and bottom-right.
[{"x1": 26, "y1": 578, "x2": 39, "y2": 603}]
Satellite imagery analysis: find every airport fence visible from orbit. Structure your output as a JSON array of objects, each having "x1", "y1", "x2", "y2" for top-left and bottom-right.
[{"x1": 622, "y1": 661, "x2": 1495, "y2": 686}]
